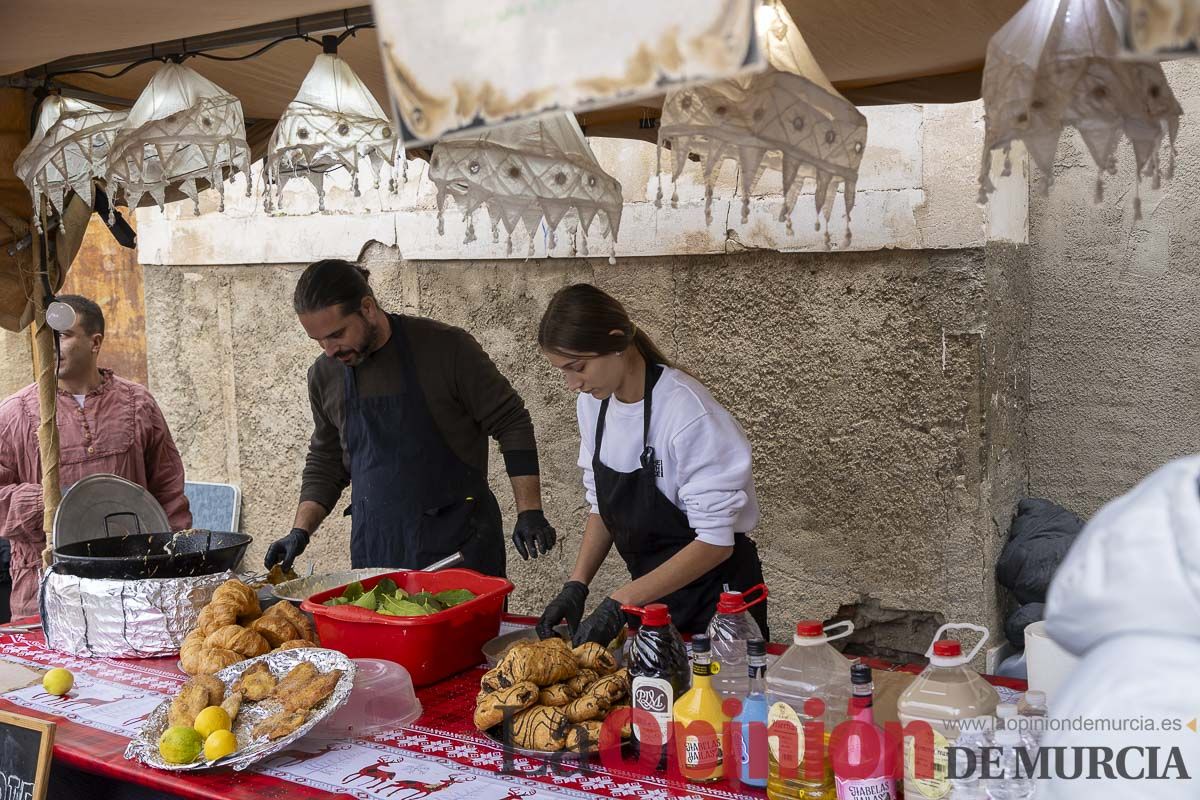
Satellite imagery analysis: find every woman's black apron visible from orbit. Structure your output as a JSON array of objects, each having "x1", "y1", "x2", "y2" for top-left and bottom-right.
[{"x1": 592, "y1": 363, "x2": 767, "y2": 636}]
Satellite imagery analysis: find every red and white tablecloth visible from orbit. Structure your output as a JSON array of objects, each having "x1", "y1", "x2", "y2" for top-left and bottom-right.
[{"x1": 0, "y1": 619, "x2": 1026, "y2": 800}]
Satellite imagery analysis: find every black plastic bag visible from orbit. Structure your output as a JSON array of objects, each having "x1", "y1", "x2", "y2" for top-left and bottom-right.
[
  {"x1": 1005, "y1": 602, "x2": 1045, "y2": 649},
  {"x1": 996, "y1": 498, "x2": 1084, "y2": 605}
]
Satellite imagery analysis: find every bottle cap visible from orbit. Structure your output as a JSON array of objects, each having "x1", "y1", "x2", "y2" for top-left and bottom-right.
[
  {"x1": 850, "y1": 663, "x2": 872, "y2": 685},
  {"x1": 994, "y1": 728, "x2": 1020, "y2": 746},
  {"x1": 997, "y1": 703, "x2": 1018, "y2": 719},
  {"x1": 1024, "y1": 690, "x2": 1047, "y2": 706},
  {"x1": 690, "y1": 633, "x2": 711, "y2": 653},
  {"x1": 747, "y1": 638, "x2": 766, "y2": 656},
  {"x1": 620, "y1": 603, "x2": 670, "y2": 627},
  {"x1": 932, "y1": 640, "x2": 962, "y2": 657},
  {"x1": 716, "y1": 583, "x2": 768, "y2": 614},
  {"x1": 796, "y1": 620, "x2": 824, "y2": 637}
]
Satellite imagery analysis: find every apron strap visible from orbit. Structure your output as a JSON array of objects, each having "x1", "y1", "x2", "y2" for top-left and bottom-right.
[{"x1": 595, "y1": 360, "x2": 664, "y2": 470}]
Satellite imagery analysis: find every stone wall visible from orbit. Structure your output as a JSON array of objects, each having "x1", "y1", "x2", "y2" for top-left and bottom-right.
[{"x1": 1025, "y1": 59, "x2": 1200, "y2": 517}]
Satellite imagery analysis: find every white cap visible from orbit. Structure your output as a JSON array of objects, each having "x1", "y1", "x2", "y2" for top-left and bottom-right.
[
  {"x1": 1023, "y1": 690, "x2": 1047, "y2": 707},
  {"x1": 994, "y1": 728, "x2": 1021, "y2": 747},
  {"x1": 996, "y1": 703, "x2": 1018, "y2": 719}
]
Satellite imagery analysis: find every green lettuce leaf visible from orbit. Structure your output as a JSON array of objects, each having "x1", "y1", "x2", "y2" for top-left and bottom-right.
[{"x1": 432, "y1": 589, "x2": 476, "y2": 608}]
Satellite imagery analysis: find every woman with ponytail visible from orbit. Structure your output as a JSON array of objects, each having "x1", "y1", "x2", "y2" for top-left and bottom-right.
[{"x1": 536, "y1": 284, "x2": 767, "y2": 645}]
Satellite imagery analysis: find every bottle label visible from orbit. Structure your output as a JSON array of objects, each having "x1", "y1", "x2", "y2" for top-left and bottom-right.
[
  {"x1": 903, "y1": 728, "x2": 950, "y2": 799},
  {"x1": 632, "y1": 676, "x2": 674, "y2": 745},
  {"x1": 684, "y1": 734, "x2": 723, "y2": 771},
  {"x1": 766, "y1": 701, "x2": 804, "y2": 764},
  {"x1": 835, "y1": 775, "x2": 895, "y2": 800}
]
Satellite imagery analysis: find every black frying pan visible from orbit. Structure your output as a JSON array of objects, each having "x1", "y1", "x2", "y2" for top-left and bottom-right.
[{"x1": 53, "y1": 524, "x2": 251, "y2": 580}]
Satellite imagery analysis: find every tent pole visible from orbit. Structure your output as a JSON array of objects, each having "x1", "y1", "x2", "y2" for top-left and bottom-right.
[{"x1": 30, "y1": 206, "x2": 60, "y2": 568}]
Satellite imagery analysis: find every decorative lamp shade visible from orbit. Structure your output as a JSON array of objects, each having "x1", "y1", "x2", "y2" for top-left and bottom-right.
[
  {"x1": 656, "y1": 0, "x2": 868, "y2": 247},
  {"x1": 264, "y1": 53, "x2": 402, "y2": 211},
  {"x1": 14, "y1": 96, "x2": 126, "y2": 231},
  {"x1": 106, "y1": 62, "x2": 251, "y2": 215},
  {"x1": 428, "y1": 112, "x2": 622, "y2": 259},
  {"x1": 978, "y1": 0, "x2": 1182, "y2": 220}
]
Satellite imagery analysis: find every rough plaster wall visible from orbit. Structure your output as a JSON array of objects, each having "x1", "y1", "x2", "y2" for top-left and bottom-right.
[
  {"x1": 0, "y1": 330, "x2": 30, "y2": 399},
  {"x1": 1026, "y1": 58, "x2": 1200, "y2": 517},
  {"x1": 147, "y1": 244, "x2": 1026, "y2": 652}
]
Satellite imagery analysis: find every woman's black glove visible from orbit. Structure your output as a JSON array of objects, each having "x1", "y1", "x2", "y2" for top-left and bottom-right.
[
  {"x1": 512, "y1": 509, "x2": 557, "y2": 559},
  {"x1": 572, "y1": 597, "x2": 627, "y2": 647},
  {"x1": 264, "y1": 528, "x2": 310, "y2": 570},
  {"x1": 536, "y1": 581, "x2": 588, "y2": 639}
]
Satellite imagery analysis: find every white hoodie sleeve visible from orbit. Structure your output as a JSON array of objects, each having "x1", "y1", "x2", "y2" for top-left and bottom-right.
[
  {"x1": 669, "y1": 411, "x2": 752, "y2": 547},
  {"x1": 576, "y1": 396, "x2": 600, "y2": 514}
]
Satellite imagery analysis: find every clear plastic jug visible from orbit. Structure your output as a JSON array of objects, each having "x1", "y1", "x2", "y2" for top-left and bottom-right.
[
  {"x1": 897, "y1": 623, "x2": 999, "y2": 800},
  {"x1": 764, "y1": 619, "x2": 855, "y2": 800},
  {"x1": 707, "y1": 583, "x2": 768, "y2": 700}
]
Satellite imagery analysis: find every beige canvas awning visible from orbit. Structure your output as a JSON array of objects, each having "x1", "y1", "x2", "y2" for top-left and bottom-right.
[{"x1": 3, "y1": 1, "x2": 1026, "y2": 141}]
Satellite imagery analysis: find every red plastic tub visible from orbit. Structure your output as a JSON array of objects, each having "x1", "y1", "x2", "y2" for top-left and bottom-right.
[{"x1": 301, "y1": 568, "x2": 514, "y2": 686}]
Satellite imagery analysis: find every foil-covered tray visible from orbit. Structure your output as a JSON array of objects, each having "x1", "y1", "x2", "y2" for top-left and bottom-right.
[{"x1": 125, "y1": 647, "x2": 355, "y2": 772}]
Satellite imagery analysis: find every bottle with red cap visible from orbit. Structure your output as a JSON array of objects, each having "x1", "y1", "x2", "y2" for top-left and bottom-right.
[
  {"x1": 706, "y1": 583, "x2": 768, "y2": 701},
  {"x1": 764, "y1": 618, "x2": 856, "y2": 800},
  {"x1": 622, "y1": 603, "x2": 691, "y2": 771},
  {"x1": 897, "y1": 624, "x2": 999, "y2": 800}
]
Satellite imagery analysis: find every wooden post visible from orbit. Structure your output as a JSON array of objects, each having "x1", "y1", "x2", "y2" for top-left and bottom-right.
[{"x1": 30, "y1": 214, "x2": 61, "y2": 568}]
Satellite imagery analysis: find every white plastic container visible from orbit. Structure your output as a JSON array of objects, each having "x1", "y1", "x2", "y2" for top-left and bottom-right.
[
  {"x1": 764, "y1": 619, "x2": 855, "y2": 800},
  {"x1": 706, "y1": 583, "x2": 767, "y2": 700},
  {"x1": 897, "y1": 624, "x2": 1000, "y2": 800}
]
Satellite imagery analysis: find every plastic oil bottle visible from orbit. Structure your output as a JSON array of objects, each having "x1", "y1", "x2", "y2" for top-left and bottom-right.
[
  {"x1": 765, "y1": 619, "x2": 856, "y2": 800},
  {"x1": 622, "y1": 603, "x2": 691, "y2": 770},
  {"x1": 732, "y1": 638, "x2": 770, "y2": 788},
  {"x1": 673, "y1": 634, "x2": 729, "y2": 783},
  {"x1": 707, "y1": 583, "x2": 768, "y2": 701},
  {"x1": 897, "y1": 624, "x2": 999, "y2": 800}
]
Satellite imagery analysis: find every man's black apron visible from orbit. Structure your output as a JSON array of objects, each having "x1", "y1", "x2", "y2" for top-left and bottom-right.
[
  {"x1": 593, "y1": 363, "x2": 768, "y2": 636},
  {"x1": 342, "y1": 314, "x2": 505, "y2": 576}
]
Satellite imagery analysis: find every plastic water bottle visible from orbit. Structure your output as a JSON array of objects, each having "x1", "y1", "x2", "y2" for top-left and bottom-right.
[
  {"x1": 764, "y1": 619, "x2": 856, "y2": 800},
  {"x1": 985, "y1": 728, "x2": 1034, "y2": 800},
  {"x1": 707, "y1": 584, "x2": 767, "y2": 701},
  {"x1": 1017, "y1": 690, "x2": 1047, "y2": 752},
  {"x1": 949, "y1": 716, "x2": 993, "y2": 800}
]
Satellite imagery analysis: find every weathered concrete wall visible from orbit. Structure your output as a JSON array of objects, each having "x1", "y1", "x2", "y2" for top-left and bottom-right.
[
  {"x1": 144, "y1": 241, "x2": 1028, "y2": 653},
  {"x1": 1025, "y1": 59, "x2": 1200, "y2": 517}
]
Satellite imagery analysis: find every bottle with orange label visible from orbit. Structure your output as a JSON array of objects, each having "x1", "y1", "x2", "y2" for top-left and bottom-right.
[{"x1": 673, "y1": 634, "x2": 729, "y2": 783}]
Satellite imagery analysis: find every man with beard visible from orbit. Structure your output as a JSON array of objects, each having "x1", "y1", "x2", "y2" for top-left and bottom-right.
[
  {"x1": 0, "y1": 295, "x2": 190, "y2": 617},
  {"x1": 265, "y1": 259, "x2": 556, "y2": 577}
]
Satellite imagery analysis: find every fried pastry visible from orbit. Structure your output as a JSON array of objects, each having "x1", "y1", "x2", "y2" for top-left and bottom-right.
[
  {"x1": 587, "y1": 669, "x2": 629, "y2": 703},
  {"x1": 480, "y1": 666, "x2": 513, "y2": 692},
  {"x1": 273, "y1": 661, "x2": 320, "y2": 698},
  {"x1": 564, "y1": 693, "x2": 608, "y2": 723},
  {"x1": 232, "y1": 661, "x2": 278, "y2": 701},
  {"x1": 538, "y1": 683, "x2": 576, "y2": 707},
  {"x1": 282, "y1": 669, "x2": 343, "y2": 713},
  {"x1": 195, "y1": 602, "x2": 240, "y2": 637},
  {"x1": 192, "y1": 674, "x2": 225, "y2": 707},
  {"x1": 499, "y1": 642, "x2": 577, "y2": 687},
  {"x1": 572, "y1": 642, "x2": 618, "y2": 675},
  {"x1": 212, "y1": 580, "x2": 260, "y2": 616},
  {"x1": 565, "y1": 719, "x2": 605, "y2": 752},
  {"x1": 168, "y1": 682, "x2": 210, "y2": 728},
  {"x1": 220, "y1": 691, "x2": 243, "y2": 723},
  {"x1": 265, "y1": 601, "x2": 317, "y2": 643},
  {"x1": 473, "y1": 681, "x2": 539, "y2": 730},
  {"x1": 253, "y1": 709, "x2": 308, "y2": 741},
  {"x1": 509, "y1": 705, "x2": 567, "y2": 751},
  {"x1": 275, "y1": 639, "x2": 311, "y2": 651},
  {"x1": 565, "y1": 669, "x2": 598, "y2": 695}
]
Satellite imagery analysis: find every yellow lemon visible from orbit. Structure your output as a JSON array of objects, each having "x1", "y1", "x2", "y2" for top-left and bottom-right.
[
  {"x1": 42, "y1": 668, "x2": 74, "y2": 696},
  {"x1": 193, "y1": 706, "x2": 231, "y2": 739},
  {"x1": 158, "y1": 726, "x2": 204, "y2": 764},
  {"x1": 204, "y1": 729, "x2": 238, "y2": 761}
]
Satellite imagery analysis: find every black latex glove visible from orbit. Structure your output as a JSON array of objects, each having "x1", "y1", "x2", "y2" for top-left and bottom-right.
[
  {"x1": 572, "y1": 597, "x2": 627, "y2": 647},
  {"x1": 512, "y1": 509, "x2": 557, "y2": 560},
  {"x1": 264, "y1": 528, "x2": 310, "y2": 571},
  {"x1": 536, "y1": 581, "x2": 588, "y2": 639}
]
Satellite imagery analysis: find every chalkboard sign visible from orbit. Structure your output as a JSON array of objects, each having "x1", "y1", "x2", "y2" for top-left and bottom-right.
[{"x1": 0, "y1": 711, "x2": 54, "y2": 800}]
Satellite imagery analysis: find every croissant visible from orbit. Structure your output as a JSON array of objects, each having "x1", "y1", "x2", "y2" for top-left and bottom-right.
[
  {"x1": 182, "y1": 645, "x2": 242, "y2": 675},
  {"x1": 500, "y1": 643, "x2": 577, "y2": 687},
  {"x1": 564, "y1": 693, "x2": 608, "y2": 723},
  {"x1": 473, "y1": 681, "x2": 539, "y2": 730},
  {"x1": 573, "y1": 642, "x2": 617, "y2": 675},
  {"x1": 212, "y1": 580, "x2": 259, "y2": 616},
  {"x1": 249, "y1": 615, "x2": 299, "y2": 648},
  {"x1": 509, "y1": 705, "x2": 568, "y2": 751},
  {"x1": 265, "y1": 601, "x2": 317, "y2": 643},
  {"x1": 275, "y1": 639, "x2": 312, "y2": 651},
  {"x1": 566, "y1": 669, "x2": 598, "y2": 695},
  {"x1": 587, "y1": 669, "x2": 629, "y2": 703},
  {"x1": 195, "y1": 601, "x2": 240, "y2": 637},
  {"x1": 205, "y1": 625, "x2": 270, "y2": 658},
  {"x1": 481, "y1": 666, "x2": 513, "y2": 693},
  {"x1": 564, "y1": 719, "x2": 605, "y2": 752}
]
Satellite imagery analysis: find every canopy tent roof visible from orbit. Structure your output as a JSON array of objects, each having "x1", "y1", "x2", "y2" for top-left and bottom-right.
[{"x1": 3, "y1": 1, "x2": 1026, "y2": 140}]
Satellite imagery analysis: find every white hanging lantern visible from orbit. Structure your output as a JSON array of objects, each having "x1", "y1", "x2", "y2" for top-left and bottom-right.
[
  {"x1": 978, "y1": 0, "x2": 1182, "y2": 221},
  {"x1": 656, "y1": 0, "x2": 868, "y2": 247},
  {"x1": 14, "y1": 96, "x2": 125, "y2": 231},
  {"x1": 264, "y1": 50, "x2": 403, "y2": 212},
  {"x1": 428, "y1": 111, "x2": 622, "y2": 260},
  {"x1": 106, "y1": 62, "x2": 251, "y2": 215}
]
